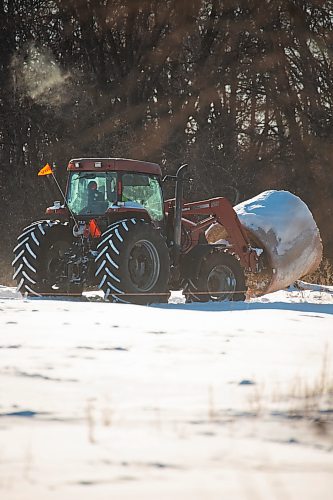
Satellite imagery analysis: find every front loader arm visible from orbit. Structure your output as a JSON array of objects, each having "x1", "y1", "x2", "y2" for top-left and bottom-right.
[{"x1": 165, "y1": 197, "x2": 258, "y2": 271}]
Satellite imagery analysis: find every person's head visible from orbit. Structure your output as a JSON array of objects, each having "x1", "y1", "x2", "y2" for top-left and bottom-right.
[{"x1": 88, "y1": 180, "x2": 98, "y2": 191}]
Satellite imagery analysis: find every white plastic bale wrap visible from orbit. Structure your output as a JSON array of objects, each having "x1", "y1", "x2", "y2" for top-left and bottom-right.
[{"x1": 207, "y1": 190, "x2": 323, "y2": 295}]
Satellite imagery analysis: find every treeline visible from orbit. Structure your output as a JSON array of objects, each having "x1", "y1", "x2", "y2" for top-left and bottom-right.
[{"x1": 0, "y1": 0, "x2": 332, "y2": 282}]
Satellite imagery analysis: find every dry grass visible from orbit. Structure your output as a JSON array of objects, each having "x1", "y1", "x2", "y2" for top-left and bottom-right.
[
  {"x1": 303, "y1": 257, "x2": 333, "y2": 286},
  {"x1": 247, "y1": 347, "x2": 333, "y2": 422},
  {"x1": 247, "y1": 383, "x2": 265, "y2": 416},
  {"x1": 286, "y1": 347, "x2": 333, "y2": 418}
]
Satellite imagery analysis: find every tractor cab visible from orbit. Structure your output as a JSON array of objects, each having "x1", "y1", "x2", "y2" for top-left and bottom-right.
[{"x1": 65, "y1": 158, "x2": 165, "y2": 222}]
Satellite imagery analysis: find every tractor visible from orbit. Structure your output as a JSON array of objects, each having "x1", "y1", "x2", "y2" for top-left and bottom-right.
[{"x1": 12, "y1": 158, "x2": 262, "y2": 304}]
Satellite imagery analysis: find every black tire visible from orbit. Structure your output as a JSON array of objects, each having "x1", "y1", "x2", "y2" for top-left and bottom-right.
[
  {"x1": 12, "y1": 220, "x2": 78, "y2": 296},
  {"x1": 95, "y1": 218, "x2": 170, "y2": 304},
  {"x1": 185, "y1": 250, "x2": 247, "y2": 302}
]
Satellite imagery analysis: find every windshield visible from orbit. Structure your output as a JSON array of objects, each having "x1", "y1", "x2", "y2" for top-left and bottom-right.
[
  {"x1": 122, "y1": 173, "x2": 164, "y2": 221},
  {"x1": 66, "y1": 171, "x2": 164, "y2": 221},
  {"x1": 67, "y1": 171, "x2": 117, "y2": 215}
]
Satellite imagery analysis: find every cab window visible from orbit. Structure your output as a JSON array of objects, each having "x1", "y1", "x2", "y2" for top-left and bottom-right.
[
  {"x1": 122, "y1": 173, "x2": 164, "y2": 221},
  {"x1": 67, "y1": 171, "x2": 117, "y2": 215}
]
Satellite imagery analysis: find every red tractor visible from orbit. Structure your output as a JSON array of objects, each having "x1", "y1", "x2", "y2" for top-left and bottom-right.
[{"x1": 12, "y1": 158, "x2": 261, "y2": 304}]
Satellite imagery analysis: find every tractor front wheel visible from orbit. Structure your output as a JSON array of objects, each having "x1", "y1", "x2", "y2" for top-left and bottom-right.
[{"x1": 185, "y1": 250, "x2": 247, "y2": 302}]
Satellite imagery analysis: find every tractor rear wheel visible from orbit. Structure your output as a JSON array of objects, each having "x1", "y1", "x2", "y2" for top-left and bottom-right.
[
  {"x1": 95, "y1": 218, "x2": 170, "y2": 304},
  {"x1": 185, "y1": 250, "x2": 247, "y2": 302},
  {"x1": 12, "y1": 220, "x2": 77, "y2": 296}
]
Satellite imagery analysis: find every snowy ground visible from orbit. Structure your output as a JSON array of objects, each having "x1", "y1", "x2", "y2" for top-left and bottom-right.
[{"x1": 0, "y1": 284, "x2": 333, "y2": 500}]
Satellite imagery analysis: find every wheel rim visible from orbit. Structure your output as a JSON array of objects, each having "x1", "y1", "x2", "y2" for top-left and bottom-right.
[
  {"x1": 207, "y1": 264, "x2": 237, "y2": 300},
  {"x1": 128, "y1": 239, "x2": 160, "y2": 291}
]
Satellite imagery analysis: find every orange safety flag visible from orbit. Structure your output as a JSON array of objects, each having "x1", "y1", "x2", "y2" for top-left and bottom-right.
[
  {"x1": 89, "y1": 219, "x2": 102, "y2": 238},
  {"x1": 38, "y1": 163, "x2": 53, "y2": 176}
]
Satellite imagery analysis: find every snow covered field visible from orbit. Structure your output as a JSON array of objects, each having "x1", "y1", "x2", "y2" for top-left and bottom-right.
[{"x1": 1, "y1": 284, "x2": 333, "y2": 500}]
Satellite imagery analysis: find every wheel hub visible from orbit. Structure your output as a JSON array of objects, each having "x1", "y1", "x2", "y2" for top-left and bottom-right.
[
  {"x1": 128, "y1": 239, "x2": 160, "y2": 291},
  {"x1": 207, "y1": 264, "x2": 237, "y2": 300}
]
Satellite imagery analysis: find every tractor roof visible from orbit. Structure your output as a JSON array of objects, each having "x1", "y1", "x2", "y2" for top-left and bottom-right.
[{"x1": 68, "y1": 158, "x2": 162, "y2": 176}]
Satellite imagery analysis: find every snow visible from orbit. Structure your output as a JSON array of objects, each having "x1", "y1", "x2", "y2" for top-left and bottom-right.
[{"x1": 0, "y1": 285, "x2": 333, "y2": 499}]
